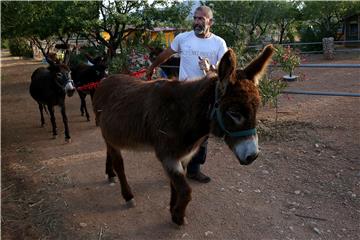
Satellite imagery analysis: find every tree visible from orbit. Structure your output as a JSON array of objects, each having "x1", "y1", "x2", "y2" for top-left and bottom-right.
[
  {"x1": 301, "y1": 1, "x2": 360, "y2": 40},
  {"x1": 1, "y1": 1, "x2": 98, "y2": 57},
  {"x1": 210, "y1": 1, "x2": 291, "y2": 46},
  {"x1": 82, "y1": 0, "x2": 191, "y2": 59},
  {"x1": 271, "y1": 1, "x2": 301, "y2": 44}
]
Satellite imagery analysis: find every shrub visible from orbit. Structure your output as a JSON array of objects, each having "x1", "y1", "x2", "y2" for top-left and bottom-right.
[
  {"x1": 1, "y1": 39, "x2": 9, "y2": 49},
  {"x1": 108, "y1": 51, "x2": 130, "y2": 74},
  {"x1": 8, "y1": 38, "x2": 33, "y2": 58},
  {"x1": 68, "y1": 45, "x2": 106, "y2": 67},
  {"x1": 259, "y1": 75, "x2": 287, "y2": 108},
  {"x1": 273, "y1": 45, "x2": 301, "y2": 77},
  {"x1": 298, "y1": 26, "x2": 323, "y2": 52}
]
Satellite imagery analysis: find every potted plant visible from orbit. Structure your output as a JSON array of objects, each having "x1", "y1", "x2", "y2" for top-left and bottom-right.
[{"x1": 273, "y1": 45, "x2": 301, "y2": 81}]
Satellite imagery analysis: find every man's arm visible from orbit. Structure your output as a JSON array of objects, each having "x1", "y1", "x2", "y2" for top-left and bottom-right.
[{"x1": 146, "y1": 47, "x2": 176, "y2": 80}]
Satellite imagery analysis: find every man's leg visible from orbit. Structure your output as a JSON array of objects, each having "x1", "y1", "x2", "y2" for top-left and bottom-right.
[{"x1": 187, "y1": 139, "x2": 210, "y2": 183}]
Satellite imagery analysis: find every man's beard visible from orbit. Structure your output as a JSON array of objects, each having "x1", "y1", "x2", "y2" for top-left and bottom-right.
[{"x1": 193, "y1": 24, "x2": 205, "y2": 35}]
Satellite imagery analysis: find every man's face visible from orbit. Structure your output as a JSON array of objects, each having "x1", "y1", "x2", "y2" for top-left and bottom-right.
[{"x1": 192, "y1": 10, "x2": 212, "y2": 36}]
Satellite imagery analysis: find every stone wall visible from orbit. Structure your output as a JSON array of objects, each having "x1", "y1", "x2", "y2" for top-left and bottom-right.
[{"x1": 322, "y1": 37, "x2": 335, "y2": 60}]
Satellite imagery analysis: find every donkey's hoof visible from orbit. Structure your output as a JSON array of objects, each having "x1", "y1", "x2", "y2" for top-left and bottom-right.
[
  {"x1": 126, "y1": 199, "x2": 136, "y2": 208},
  {"x1": 65, "y1": 138, "x2": 72, "y2": 143},
  {"x1": 172, "y1": 215, "x2": 187, "y2": 226},
  {"x1": 108, "y1": 177, "x2": 117, "y2": 186}
]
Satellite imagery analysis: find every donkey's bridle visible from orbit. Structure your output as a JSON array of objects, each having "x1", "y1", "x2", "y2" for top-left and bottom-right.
[
  {"x1": 55, "y1": 72, "x2": 74, "y2": 91},
  {"x1": 210, "y1": 81, "x2": 257, "y2": 138}
]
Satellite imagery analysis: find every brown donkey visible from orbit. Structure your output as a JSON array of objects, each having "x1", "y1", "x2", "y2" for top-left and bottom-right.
[{"x1": 93, "y1": 45, "x2": 274, "y2": 225}]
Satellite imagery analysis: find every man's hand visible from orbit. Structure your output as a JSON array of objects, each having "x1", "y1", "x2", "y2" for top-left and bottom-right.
[
  {"x1": 145, "y1": 67, "x2": 154, "y2": 80},
  {"x1": 198, "y1": 56, "x2": 211, "y2": 73}
]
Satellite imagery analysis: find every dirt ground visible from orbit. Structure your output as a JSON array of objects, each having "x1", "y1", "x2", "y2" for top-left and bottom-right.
[{"x1": 1, "y1": 49, "x2": 359, "y2": 240}]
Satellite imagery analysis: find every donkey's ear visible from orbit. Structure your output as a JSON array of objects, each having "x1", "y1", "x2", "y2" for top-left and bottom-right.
[
  {"x1": 45, "y1": 56, "x2": 55, "y2": 66},
  {"x1": 244, "y1": 44, "x2": 274, "y2": 85},
  {"x1": 218, "y1": 48, "x2": 237, "y2": 85},
  {"x1": 146, "y1": 45, "x2": 155, "y2": 52},
  {"x1": 85, "y1": 53, "x2": 96, "y2": 65}
]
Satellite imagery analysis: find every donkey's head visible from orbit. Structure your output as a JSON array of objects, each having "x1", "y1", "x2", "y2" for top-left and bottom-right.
[
  {"x1": 47, "y1": 57, "x2": 75, "y2": 97},
  {"x1": 211, "y1": 45, "x2": 274, "y2": 165},
  {"x1": 146, "y1": 46, "x2": 163, "y2": 62},
  {"x1": 85, "y1": 53, "x2": 108, "y2": 77}
]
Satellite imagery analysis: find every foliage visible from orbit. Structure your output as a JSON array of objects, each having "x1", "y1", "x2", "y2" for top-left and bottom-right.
[
  {"x1": 1, "y1": 39, "x2": 9, "y2": 49},
  {"x1": 270, "y1": 1, "x2": 301, "y2": 44},
  {"x1": 147, "y1": 32, "x2": 168, "y2": 50},
  {"x1": 141, "y1": 1, "x2": 192, "y2": 29},
  {"x1": 83, "y1": 1, "x2": 191, "y2": 59},
  {"x1": 297, "y1": 26, "x2": 323, "y2": 52},
  {"x1": 259, "y1": 75, "x2": 287, "y2": 108},
  {"x1": 108, "y1": 53, "x2": 130, "y2": 74},
  {"x1": 68, "y1": 45, "x2": 106, "y2": 68},
  {"x1": 233, "y1": 46, "x2": 286, "y2": 115},
  {"x1": 233, "y1": 44, "x2": 257, "y2": 69},
  {"x1": 273, "y1": 45, "x2": 301, "y2": 76},
  {"x1": 299, "y1": 1, "x2": 360, "y2": 41},
  {"x1": 8, "y1": 38, "x2": 33, "y2": 58},
  {"x1": 209, "y1": 1, "x2": 300, "y2": 46},
  {"x1": 1, "y1": 1, "x2": 98, "y2": 57}
]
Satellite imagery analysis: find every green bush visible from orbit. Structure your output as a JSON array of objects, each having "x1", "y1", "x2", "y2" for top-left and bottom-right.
[
  {"x1": 298, "y1": 26, "x2": 323, "y2": 52},
  {"x1": 68, "y1": 45, "x2": 106, "y2": 67},
  {"x1": 1, "y1": 39, "x2": 9, "y2": 49},
  {"x1": 259, "y1": 74, "x2": 287, "y2": 108},
  {"x1": 8, "y1": 38, "x2": 33, "y2": 58},
  {"x1": 108, "y1": 51, "x2": 130, "y2": 74}
]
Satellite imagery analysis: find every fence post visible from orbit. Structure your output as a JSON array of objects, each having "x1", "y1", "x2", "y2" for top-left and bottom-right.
[{"x1": 322, "y1": 37, "x2": 335, "y2": 60}]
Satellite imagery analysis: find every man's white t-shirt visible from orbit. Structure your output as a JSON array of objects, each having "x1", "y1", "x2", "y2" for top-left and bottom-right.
[{"x1": 170, "y1": 31, "x2": 228, "y2": 81}]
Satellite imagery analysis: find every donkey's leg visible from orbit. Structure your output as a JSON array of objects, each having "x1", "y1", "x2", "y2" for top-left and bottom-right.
[
  {"x1": 47, "y1": 105, "x2": 57, "y2": 138},
  {"x1": 106, "y1": 143, "x2": 134, "y2": 206},
  {"x1": 106, "y1": 151, "x2": 117, "y2": 184},
  {"x1": 78, "y1": 91, "x2": 85, "y2": 116},
  {"x1": 38, "y1": 103, "x2": 45, "y2": 127},
  {"x1": 162, "y1": 160, "x2": 192, "y2": 225},
  {"x1": 79, "y1": 91, "x2": 90, "y2": 121},
  {"x1": 170, "y1": 183, "x2": 177, "y2": 214},
  {"x1": 60, "y1": 103, "x2": 71, "y2": 142}
]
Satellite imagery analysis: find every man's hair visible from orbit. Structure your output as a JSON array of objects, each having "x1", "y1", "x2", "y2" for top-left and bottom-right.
[{"x1": 194, "y1": 6, "x2": 213, "y2": 19}]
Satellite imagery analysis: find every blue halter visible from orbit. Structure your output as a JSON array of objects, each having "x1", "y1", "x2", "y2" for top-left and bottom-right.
[{"x1": 210, "y1": 82, "x2": 257, "y2": 138}]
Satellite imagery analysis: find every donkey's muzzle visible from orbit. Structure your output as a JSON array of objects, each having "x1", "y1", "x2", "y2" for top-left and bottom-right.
[
  {"x1": 234, "y1": 135, "x2": 259, "y2": 165},
  {"x1": 66, "y1": 88, "x2": 75, "y2": 97},
  {"x1": 65, "y1": 81, "x2": 76, "y2": 97},
  {"x1": 238, "y1": 152, "x2": 259, "y2": 165}
]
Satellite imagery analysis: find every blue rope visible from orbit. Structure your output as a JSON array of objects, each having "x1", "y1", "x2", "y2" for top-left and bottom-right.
[{"x1": 210, "y1": 82, "x2": 256, "y2": 138}]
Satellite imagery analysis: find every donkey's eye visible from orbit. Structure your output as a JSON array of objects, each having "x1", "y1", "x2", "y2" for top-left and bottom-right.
[{"x1": 226, "y1": 111, "x2": 244, "y2": 126}]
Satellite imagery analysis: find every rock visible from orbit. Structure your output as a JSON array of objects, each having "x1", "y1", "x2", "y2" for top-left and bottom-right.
[
  {"x1": 313, "y1": 227, "x2": 321, "y2": 235},
  {"x1": 254, "y1": 189, "x2": 261, "y2": 193},
  {"x1": 294, "y1": 190, "x2": 301, "y2": 195},
  {"x1": 205, "y1": 231, "x2": 213, "y2": 237},
  {"x1": 322, "y1": 37, "x2": 335, "y2": 60},
  {"x1": 262, "y1": 170, "x2": 269, "y2": 175},
  {"x1": 79, "y1": 222, "x2": 87, "y2": 228},
  {"x1": 182, "y1": 233, "x2": 189, "y2": 238}
]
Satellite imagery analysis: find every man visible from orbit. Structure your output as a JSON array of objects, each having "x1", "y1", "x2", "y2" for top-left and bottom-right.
[{"x1": 146, "y1": 6, "x2": 227, "y2": 183}]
